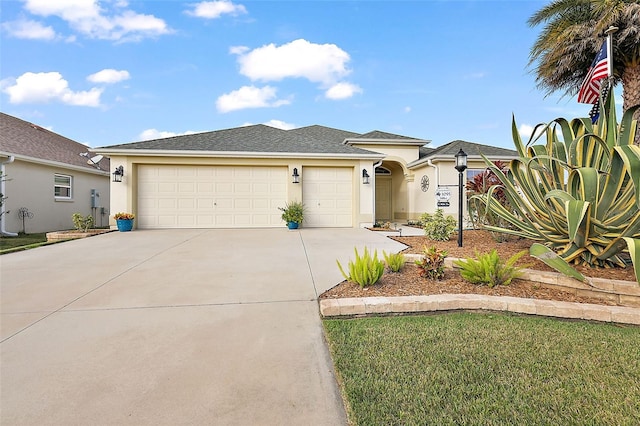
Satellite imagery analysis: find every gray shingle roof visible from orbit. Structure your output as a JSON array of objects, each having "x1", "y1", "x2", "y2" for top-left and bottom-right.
[
  {"x1": 426, "y1": 140, "x2": 517, "y2": 158},
  {"x1": 288, "y1": 125, "x2": 359, "y2": 143},
  {"x1": 356, "y1": 130, "x2": 424, "y2": 141},
  {"x1": 0, "y1": 112, "x2": 110, "y2": 171},
  {"x1": 99, "y1": 124, "x2": 378, "y2": 156}
]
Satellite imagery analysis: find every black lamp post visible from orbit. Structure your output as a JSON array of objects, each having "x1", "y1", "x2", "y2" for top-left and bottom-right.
[{"x1": 454, "y1": 148, "x2": 468, "y2": 247}]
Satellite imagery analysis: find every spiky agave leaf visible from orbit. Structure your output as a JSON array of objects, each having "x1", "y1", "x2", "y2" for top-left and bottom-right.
[{"x1": 477, "y1": 90, "x2": 639, "y2": 283}]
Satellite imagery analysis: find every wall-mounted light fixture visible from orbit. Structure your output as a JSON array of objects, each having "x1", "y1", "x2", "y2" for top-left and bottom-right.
[
  {"x1": 112, "y1": 165, "x2": 124, "y2": 183},
  {"x1": 454, "y1": 148, "x2": 468, "y2": 247},
  {"x1": 362, "y1": 169, "x2": 370, "y2": 185},
  {"x1": 292, "y1": 167, "x2": 300, "y2": 184}
]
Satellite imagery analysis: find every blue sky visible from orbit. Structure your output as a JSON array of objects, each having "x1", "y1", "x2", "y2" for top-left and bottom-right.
[{"x1": 0, "y1": 0, "x2": 618, "y2": 149}]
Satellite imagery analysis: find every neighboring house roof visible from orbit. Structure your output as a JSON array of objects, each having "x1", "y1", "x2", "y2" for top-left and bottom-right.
[
  {"x1": 0, "y1": 112, "x2": 110, "y2": 173},
  {"x1": 408, "y1": 140, "x2": 517, "y2": 168},
  {"x1": 96, "y1": 124, "x2": 383, "y2": 158}
]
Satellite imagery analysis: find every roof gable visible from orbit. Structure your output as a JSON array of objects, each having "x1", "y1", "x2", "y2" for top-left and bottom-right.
[
  {"x1": 357, "y1": 130, "x2": 422, "y2": 141},
  {"x1": 0, "y1": 112, "x2": 109, "y2": 171},
  {"x1": 426, "y1": 140, "x2": 517, "y2": 158}
]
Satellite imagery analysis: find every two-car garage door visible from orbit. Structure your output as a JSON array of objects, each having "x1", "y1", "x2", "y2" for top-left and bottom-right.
[
  {"x1": 138, "y1": 165, "x2": 287, "y2": 228},
  {"x1": 137, "y1": 165, "x2": 353, "y2": 229}
]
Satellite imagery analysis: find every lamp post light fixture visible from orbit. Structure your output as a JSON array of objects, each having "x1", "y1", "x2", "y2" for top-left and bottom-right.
[
  {"x1": 454, "y1": 148, "x2": 468, "y2": 247},
  {"x1": 362, "y1": 169, "x2": 370, "y2": 185},
  {"x1": 112, "y1": 165, "x2": 124, "y2": 183},
  {"x1": 292, "y1": 167, "x2": 300, "y2": 184}
]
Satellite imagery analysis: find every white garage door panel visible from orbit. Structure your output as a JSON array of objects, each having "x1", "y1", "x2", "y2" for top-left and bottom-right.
[
  {"x1": 303, "y1": 167, "x2": 353, "y2": 227},
  {"x1": 138, "y1": 165, "x2": 287, "y2": 229}
]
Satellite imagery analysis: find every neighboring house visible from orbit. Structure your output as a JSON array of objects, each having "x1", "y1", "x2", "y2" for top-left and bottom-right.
[
  {"x1": 0, "y1": 113, "x2": 111, "y2": 234},
  {"x1": 94, "y1": 124, "x2": 517, "y2": 229}
]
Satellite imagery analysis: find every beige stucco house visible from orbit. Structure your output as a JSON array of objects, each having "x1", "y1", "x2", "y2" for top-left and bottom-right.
[
  {"x1": 0, "y1": 113, "x2": 111, "y2": 234},
  {"x1": 94, "y1": 124, "x2": 517, "y2": 229}
]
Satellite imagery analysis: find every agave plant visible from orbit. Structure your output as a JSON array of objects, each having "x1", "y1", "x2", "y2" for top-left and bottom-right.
[{"x1": 471, "y1": 90, "x2": 640, "y2": 283}]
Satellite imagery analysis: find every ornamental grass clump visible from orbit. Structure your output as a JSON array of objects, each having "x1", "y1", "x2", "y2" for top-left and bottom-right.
[
  {"x1": 472, "y1": 90, "x2": 640, "y2": 283},
  {"x1": 337, "y1": 247, "x2": 385, "y2": 288},
  {"x1": 454, "y1": 249, "x2": 528, "y2": 288},
  {"x1": 383, "y1": 250, "x2": 405, "y2": 273}
]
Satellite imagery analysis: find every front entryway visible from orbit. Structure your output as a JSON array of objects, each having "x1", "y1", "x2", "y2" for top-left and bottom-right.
[{"x1": 375, "y1": 177, "x2": 392, "y2": 221}]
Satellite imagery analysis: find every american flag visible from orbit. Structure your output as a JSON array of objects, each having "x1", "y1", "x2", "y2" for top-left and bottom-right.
[{"x1": 577, "y1": 40, "x2": 610, "y2": 104}]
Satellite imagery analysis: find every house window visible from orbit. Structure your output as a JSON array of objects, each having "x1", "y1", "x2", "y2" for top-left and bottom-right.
[
  {"x1": 54, "y1": 174, "x2": 72, "y2": 199},
  {"x1": 466, "y1": 169, "x2": 484, "y2": 181}
]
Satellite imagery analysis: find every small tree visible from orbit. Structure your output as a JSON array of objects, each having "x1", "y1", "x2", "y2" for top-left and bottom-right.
[{"x1": 466, "y1": 161, "x2": 519, "y2": 241}]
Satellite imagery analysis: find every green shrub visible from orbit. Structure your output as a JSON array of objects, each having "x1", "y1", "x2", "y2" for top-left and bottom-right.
[
  {"x1": 383, "y1": 250, "x2": 405, "y2": 273},
  {"x1": 415, "y1": 245, "x2": 448, "y2": 280},
  {"x1": 454, "y1": 249, "x2": 528, "y2": 287},
  {"x1": 337, "y1": 247, "x2": 385, "y2": 288},
  {"x1": 423, "y1": 209, "x2": 457, "y2": 241},
  {"x1": 418, "y1": 212, "x2": 432, "y2": 227},
  {"x1": 72, "y1": 213, "x2": 94, "y2": 232},
  {"x1": 278, "y1": 200, "x2": 305, "y2": 224}
]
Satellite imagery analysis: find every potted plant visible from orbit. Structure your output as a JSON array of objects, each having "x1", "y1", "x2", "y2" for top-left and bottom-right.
[
  {"x1": 114, "y1": 212, "x2": 135, "y2": 232},
  {"x1": 278, "y1": 201, "x2": 304, "y2": 229}
]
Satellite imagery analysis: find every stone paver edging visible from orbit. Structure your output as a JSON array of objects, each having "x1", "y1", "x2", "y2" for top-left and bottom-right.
[{"x1": 319, "y1": 294, "x2": 640, "y2": 325}]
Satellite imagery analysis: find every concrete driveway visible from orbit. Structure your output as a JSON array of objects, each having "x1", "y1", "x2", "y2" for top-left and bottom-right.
[{"x1": 0, "y1": 228, "x2": 406, "y2": 425}]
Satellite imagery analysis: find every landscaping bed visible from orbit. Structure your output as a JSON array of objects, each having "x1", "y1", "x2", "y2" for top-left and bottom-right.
[{"x1": 320, "y1": 230, "x2": 637, "y2": 306}]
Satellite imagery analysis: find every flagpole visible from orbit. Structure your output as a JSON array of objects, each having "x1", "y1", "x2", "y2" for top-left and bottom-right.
[{"x1": 604, "y1": 26, "x2": 618, "y2": 79}]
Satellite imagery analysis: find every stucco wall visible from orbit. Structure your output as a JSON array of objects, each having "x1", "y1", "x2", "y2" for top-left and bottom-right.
[{"x1": 2, "y1": 160, "x2": 110, "y2": 233}]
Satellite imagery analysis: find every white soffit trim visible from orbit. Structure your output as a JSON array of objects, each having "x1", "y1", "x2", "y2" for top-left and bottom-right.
[
  {"x1": 0, "y1": 151, "x2": 110, "y2": 176},
  {"x1": 407, "y1": 155, "x2": 518, "y2": 169},
  {"x1": 91, "y1": 149, "x2": 386, "y2": 161}
]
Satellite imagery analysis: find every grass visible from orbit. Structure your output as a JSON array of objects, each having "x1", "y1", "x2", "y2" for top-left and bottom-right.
[
  {"x1": 323, "y1": 313, "x2": 640, "y2": 425},
  {"x1": 0, "y1": 232, "x2": 49, "y2": 253}
]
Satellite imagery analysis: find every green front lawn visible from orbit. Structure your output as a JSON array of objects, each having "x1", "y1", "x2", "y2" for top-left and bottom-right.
[
  {"x1": 0, "y1": 232, "x2": 48, "y2": 252},
  {"x1": 324, "y1": 313, "x2": 640, "y2": 425}
]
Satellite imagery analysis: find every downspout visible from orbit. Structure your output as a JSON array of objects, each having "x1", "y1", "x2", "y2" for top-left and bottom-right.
[
  {"x1": 371, "y1": 160, "x2": 383, "y2": 224},
  {"x1": 426, "y1": 159, "x2": 438, "y2": 189},
  {"x1": 1, "y1": 156, "x2": 18, "y2": 237}
]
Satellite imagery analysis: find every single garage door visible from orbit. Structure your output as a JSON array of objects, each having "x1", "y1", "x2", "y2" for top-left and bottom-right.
[
  {"x1": 302, "y1": 167, "x2": 353, "y2": 227},
  {"x1": 137, "y1": 165, "x2": 288, "y2": 228}
]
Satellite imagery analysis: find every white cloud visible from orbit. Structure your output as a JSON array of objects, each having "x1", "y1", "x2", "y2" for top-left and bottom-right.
[
  {"x1": 3, "y1": 71, "x2": 102, "y2": 107},
  {"x1": 518, "y1": 123, "x2": 552, "y2": 142},
  {"x1": 139, "y1": 128, "x2": 199, "y2": 140},
  {"x1": 263, "y1": 119, "x2": 295, "y2": 130},
  {"x1": 233, "y1": 39, "x2": 351, "y2": 85},
  {"x1": 404, "y1": 106, "x2": 411, "y2": 113},
  {"x1": 22, "y1": 0, "x2": 171, "y2": 42},
  {"x1": 185, "y1": 1, "x2": 247, "y2": 19},
  {"x1": 216, "y1": 85, "x2": 290, "y2": 113},
  {"x1": 325, "y1": 82, "x2": 362, "y2": 100},
  {"x1": 2, "y1": 19, "x2": 56, "y2": 40},
  {"x1": 229, "y1": 45, "x2": 249, "y2": 55},
  {"x1": 87, "y1": 69, "x2": 130, "y2": 84}
]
